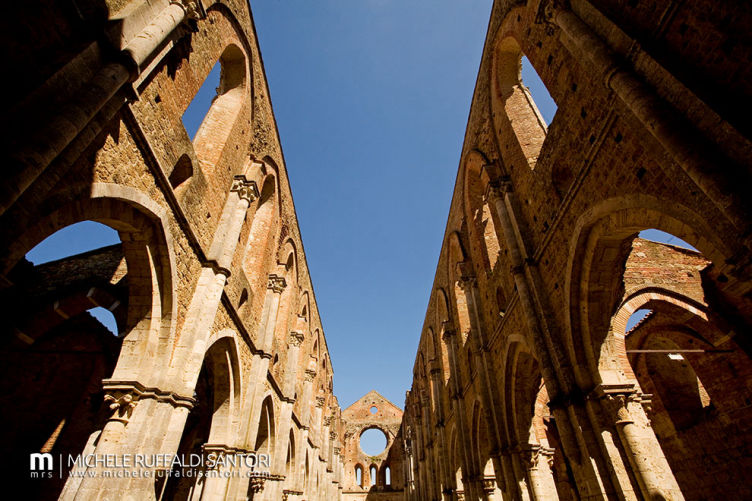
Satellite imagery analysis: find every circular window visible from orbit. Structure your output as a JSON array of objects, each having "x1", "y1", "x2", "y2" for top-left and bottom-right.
[
  {"x1": 360, "y1": 428, "x2": 388, "y2": 456},
  {"x1": 370, "y1": 406, "x2": 378, "y2": 414}
]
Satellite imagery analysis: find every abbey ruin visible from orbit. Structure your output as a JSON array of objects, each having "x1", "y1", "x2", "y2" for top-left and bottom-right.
[{"x1": 1, "y1": 0, "x2": 750, "y2": 499}]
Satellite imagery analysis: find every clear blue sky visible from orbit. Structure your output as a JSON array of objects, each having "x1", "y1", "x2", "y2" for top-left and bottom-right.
[
  {"x1": 250, "y1": 0, "x2": 496, "y2": 409},
  {"x1": 25, "y1": 1, "x2": 692, "y2": 414}
]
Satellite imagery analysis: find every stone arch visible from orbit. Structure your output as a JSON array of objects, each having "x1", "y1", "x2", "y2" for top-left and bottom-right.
[
  {"x1": 435, "y1": 288, "x2": 452, "y2": 383},
  {"x1": 463, "y1": 149, "x2": 501, "y2": 273},
  {"x1": 162, "y1": 335, "x2": 242, "y2": 500},
  {"x1": 254, "y1": 395, "x2": 275, "y2": 456},
  {"x1": 286, "y1": 428, "x2": 296, "y2": 484},
  {"x1": 447, "y1": 231, "x2": 472, "y2": 343},
  {"x1": 191, "y1": 43, "x2": 249, "y2": 168},
  {"x1": 616, "y1": 295, "x2": 752, "y2": 498},
  {"x1": 0, "y1": 183, "x2": 177, "y2": 384},
  {"x1": 564, "y1": 193, "x2": 735, "y2": 389},
  {"x1": 491, "y1": 34, "x2": 550, "y2": 170},
  {"x1": 243, "y1": 173, "x2": 279, "y2": 282},
  {"x1": 203, "y1": 335, "x2": 243, "y2": 445},
  {"x1": 605, "y1": 288, "x2": 710, "y2": 385},
  {"x1": 272, "y1": 238, "x2": 298, "y2": 346}
]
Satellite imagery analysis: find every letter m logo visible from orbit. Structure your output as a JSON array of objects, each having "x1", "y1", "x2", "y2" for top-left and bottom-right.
[{"x1": 30, "y1": 453, "x2": 53, "y2": 471}]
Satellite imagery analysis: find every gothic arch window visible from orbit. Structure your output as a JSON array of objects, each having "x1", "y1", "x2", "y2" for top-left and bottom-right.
[
  {"x1": 183, "y1": 44, "x2": 248, "y2": 168},
  {"x1": 355, "y1": 464, "x2": 363, "y2": 487},
  {"x1": 463, "y1": 151, "x2": 501, "y2": 273},
  {"x1": 492, "y1": 37, "x2": 556, "y2": 170},
  {"x1": 243, "y1": 174, "x2": 278, "y2": 281},
  {"x1": 448, "y1": 232, "x2": 472, "y2": 342},
  {"x1": 370, "y1": 464, "x2": 378, "y2": 486}
]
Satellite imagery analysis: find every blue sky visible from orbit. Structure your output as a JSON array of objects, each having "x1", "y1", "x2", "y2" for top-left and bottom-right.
[{"x1": 24, "y1": 1, "x2": 697, "y2": 418}]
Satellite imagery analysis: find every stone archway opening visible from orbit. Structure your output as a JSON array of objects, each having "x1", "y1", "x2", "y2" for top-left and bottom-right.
[{"x1": 359, "y1": 427, "x2": 388, "y2": 456}]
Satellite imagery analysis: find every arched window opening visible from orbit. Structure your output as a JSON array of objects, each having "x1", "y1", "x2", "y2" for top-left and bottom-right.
[
  {"x1": 369, "y1": 465, "x2": 377, "y2": 486},
  {"x1": 626, "y1": 309, "x2": 653, "y2": 332},
  {"x1": 182, "y1": 62, "x2": 220, "y2": 140},
  {"x1": 87, "y1": 307, "x2": 118, "y2": 336},
  {"x1": 385, "y1": 465, "x2": 391, "y2": 485},
  {"x1": 644, "y1": 337, "x2": 709, "y2": 430},
  {"x1": 355, "y1": 464, "x2": 363, "y2": 487},
  {"x1": 493, "y1": 37, "x2": 557, "y2": 170},
  {"x1": 463, "y1": 152, "x2": 501, "y2": 273},
  {"x1": 164, "y1": 338, "x2": 238, "y2": 500},
  {"x1": 25, "y1": 221, "x2": 120, "y2": 265},
  {"x1": 169, "y1": 154, "x2": 193, "y2": 191},
  {"x1": 182, "y1": 45, "x2": 247, "y2": 166},
  {"x1": 243, "y1": 175, "x2": 277, "y2": 279},
  {"x1": 255, "y1": 396, "x2": 275, "y2": 455},
  {"x1": 286, "y1": 430, "x2": 295, "y2": 481},
  {"x1": 521, "y1": 56, "x2": 557, "y2": 125},
  {"x1": 638, "y1": 228, "x2": 698, "y2": 251},
  {"x1": 360, "y1": 428, "x2": 388, "y2": 456}
]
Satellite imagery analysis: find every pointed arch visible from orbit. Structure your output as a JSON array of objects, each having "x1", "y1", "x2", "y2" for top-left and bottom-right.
[{"x1": 463, "y1": 150, "x2": 501, "y2": 273}]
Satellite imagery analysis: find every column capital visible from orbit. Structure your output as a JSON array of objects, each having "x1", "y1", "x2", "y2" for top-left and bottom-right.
[
  {"x1": 588, "y1": 383, "x2": 642, "y2": 425},
  {"x1": 267, "y1": 274, "x2": 287, "y2": 293},
  {"x1": 102, "y1": 379, "x2": 196, "y2": 423},
  {"x1": 304, "y1": 369, "x2": 317, "y2": 381},
  {"x1": 481, "y1": 475, "x2": 497, "y2": 494},
  {"x1": 315, "y1": 396, "x2": 326, "y2": 408},
  {"x1": 289, "y1": 331, "x2": 305, "y2": 347},
  {"x1": 230, "y1": 175, "x2": 259, "y2": 203},
  {"x1": 170, "y1": 0, "x2": 207, "y2": 20},
  {"x1": 534, "y1": 0, "x2": 567, "y2": 35},
  {"x1": 329, "y1": 431, "x2": 337, "y2": 441}
]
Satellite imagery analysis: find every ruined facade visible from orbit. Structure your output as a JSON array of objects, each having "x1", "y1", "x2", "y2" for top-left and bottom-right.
[
  {"x1": 401, "y1": 0, "x2": 752, "y2": 500},
  {"x1": 341, "y1": 391, "x2": 406, "y2": 501},
  {"x1": 1, "y1": 0, "x2": 347, "y2": 499}
]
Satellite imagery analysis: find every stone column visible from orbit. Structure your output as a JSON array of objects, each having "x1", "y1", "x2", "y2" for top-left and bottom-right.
[
  {"x1": 485, "y1": 180, "x2": 600, "y2": 498},
  {"x1": 520, "y1": 445, "x2": 558, "y2": 501},
  {"x1": 312, "y1": 397, "x2": 326, "y2": 449},
  {"x1": 442, "y1": 327, "x2": 479, "y2": 500},
  {"x1": 457, "y1": 271, "x2": 512, "y2": 500},
  {"x1": 268, "y1": 331, "x2": 305, "y2": 499},
  {"x1": 228, "y1": 274, "x2": 286, "y2": 500},
  {"x1": 592, "y1": 384, "x2": 683, "y2": 500}
]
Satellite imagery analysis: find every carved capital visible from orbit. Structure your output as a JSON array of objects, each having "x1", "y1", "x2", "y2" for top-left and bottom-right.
[
  {"x1": 535, "y1": 0, "x2": 567, "y2": 35},
  {"x1": 102, "y1": 379, "x2": 196, "y2": 424},
  {"x1": 267, "y1": 274, "x2": 287, "y2": 293},
  {"x1": 249, "y1": 473, "x2": 266, "y2": 493},
  {"x1": 104, "y1": 392, "x2": 136, "y2": 424},
  {"x1": 323, "y1": 416, "x2": 333, "y2": 427},
  {"x1": 482, "y1": 476, "x2": 497, "y2": 494},
  {"x1": 304, "y1": 369, "x2": 317, "y2": 382},
  {"x1": 230, "y1": 175, "x2": 259, "y2": 203},
  {"x1": 589, "y1": 383, "x2": 640, "y2": 425},
  {"x1": 289, "y1": 331, "x2": 305, "y2": 347},
  {"x1": 315, "y1": 396, "x2": 326, "y2": 408},
  {"x1": 333, "y1": 446, "x2": 341, "y2": 455},
  {"x1": 171, "y1": 0, "x2": 206, "y2": 20},
  {"x1": 329, "y1": 431, "x2": 337, "y2": 441}
]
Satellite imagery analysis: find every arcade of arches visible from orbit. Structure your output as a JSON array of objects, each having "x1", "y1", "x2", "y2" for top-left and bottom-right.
[{"x1": 1, "y1": 0, "x2": 751, "y2": 500}]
